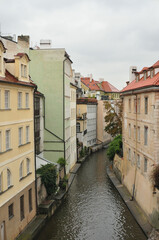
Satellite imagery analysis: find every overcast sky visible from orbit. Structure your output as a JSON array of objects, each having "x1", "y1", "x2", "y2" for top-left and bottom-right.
[{"x1": 1, "y1": 0, "x2": 159, "y2": 90}]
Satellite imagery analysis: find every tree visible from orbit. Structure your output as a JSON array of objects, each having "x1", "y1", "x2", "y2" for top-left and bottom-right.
[{"x1": 104, "y1": 100, "x2": 122, "y2": 137}]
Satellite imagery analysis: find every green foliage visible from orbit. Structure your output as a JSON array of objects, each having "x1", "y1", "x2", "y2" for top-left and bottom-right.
[
  {"x1": 36, "y1": 164, "x2": 57, "y2": 196},
  {"x1": 107, "y1": 135, "x2": 123, "y2": 161},
  {"x1": 80, "y1": 146, "x2": 88, "y2": 158},
  {"x1": 104, "y1": 100, "x2": 122, "y2": 137},
  {"x1": 59, "y1": 176, "x2": 68, "y2": 190},
  {"x1": 150, "y1": 165, "x2": 159, "y2": 189},
  {"x1": 57, "y1": 157, "x2": 67, "y2": 167}
]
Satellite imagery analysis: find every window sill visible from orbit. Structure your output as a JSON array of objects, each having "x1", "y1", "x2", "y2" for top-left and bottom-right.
[
  {"x1": 9, "y1": 215, "x2": 14, "y2": 220},
  {"x1": 19, "y1": 172, "x2": 32, "y2": 181},
  {"x1": 0, "y1": 185, "x2": 13, "y2": 195},
  {"x1": 0, "y1": 108, "x2": 11, "y2": 111},
  {"x1": 17, "y1": 108, "x2": 30, "y2": 110},
  {"x1": 18, "y1": 142, "x2": 31, "y2": 148},
  {"x1": 0, "y1": 148, "x2": 12, "y2": 155}
]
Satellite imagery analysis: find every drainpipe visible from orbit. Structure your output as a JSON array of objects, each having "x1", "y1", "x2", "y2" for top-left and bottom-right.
[
  {"x1": 33, "y1": 88, "x2": 38, "y2": 214},
  {"x1": 63, "y1": 58, "x2": 67, "y2": 175},
  {"x1": 131, "y1": 94, "x2": 138, "y2": 200}
]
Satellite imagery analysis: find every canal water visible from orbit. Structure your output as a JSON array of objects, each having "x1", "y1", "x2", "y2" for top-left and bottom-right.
[{"x1": 37, "y1": 149, "x2": 147, "y2": 240}]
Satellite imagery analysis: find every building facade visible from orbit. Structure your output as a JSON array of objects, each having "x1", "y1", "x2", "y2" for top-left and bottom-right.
[
  {"x1": 29, "y1": 43, "x2": 75, "y2": 174},
  {"x1": 121, "y1": 60, "x2": 159, "y2": 228},
  {"x1": 77, "y1": 98, "x2": 97, "y2": 147},
  {"x1": 0, "y1": 41, "x2": 36, "y2": 240}
]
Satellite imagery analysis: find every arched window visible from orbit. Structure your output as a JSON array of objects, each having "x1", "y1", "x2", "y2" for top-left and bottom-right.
[
  {"x1": 26, "y1": 158, "x2": 30, "y2": 174},
  {"x1": 19, "y1": 161, "x2": 23, "y2": 180},
  {"x1": 7, "y1": 169, "x2": 11, "y2": 187}
]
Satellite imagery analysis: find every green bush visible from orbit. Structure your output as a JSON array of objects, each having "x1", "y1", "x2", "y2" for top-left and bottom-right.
[
  {"x1": 36, "y1": 164, "x2": 57, "y2": 196},
  {"x1": 57, "y1": 157, "x2": 67, "y2": 167},
  {"x1": 107, "y1": 135, "x2": 123, "y2": 161}
]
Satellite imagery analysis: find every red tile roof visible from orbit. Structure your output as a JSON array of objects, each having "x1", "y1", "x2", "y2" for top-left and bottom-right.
[
  {"x1": 14, "y1": 53, "x2": 31, "y2": 61},
  {"x1": 81, "y1": 77, "x2": 101, "y2": 91},
  {"x1": 122, "y1": 72, "x2": 159, "y2": 92},
  {"x1": 0, "y1": 70, "x2": 36, "y2": 88},
  {"x1": 100, "y1": 81, "x2": 119, "y2": 93}
]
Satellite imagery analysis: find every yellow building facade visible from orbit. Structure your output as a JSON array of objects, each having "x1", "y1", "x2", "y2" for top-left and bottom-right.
[{"x1": 0, "y1": 41, "x2": 36, "y2": 240}]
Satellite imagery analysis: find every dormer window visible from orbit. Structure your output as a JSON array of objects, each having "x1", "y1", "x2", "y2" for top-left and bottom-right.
[
  {"x1": 144, "y1": 72, "x2": 147, "y2": 80},
  {"x1": 150, "y1": 70, "x2": 154, "y2": 78},
  {"x1": 21, "y1": 64, "x2": 27, "y2": 78}
]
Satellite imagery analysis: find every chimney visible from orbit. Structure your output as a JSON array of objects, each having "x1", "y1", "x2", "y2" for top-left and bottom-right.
[
  {"x1": 99, "y1": 78, "x2": 104, "y2": 83},
  {"x1": 89, "y1": 73, "x2": 93, "y2": 82},
  {"x1": 40, "y1": 39, "x2": 52, "y2": 49},
  {"x1": 18, "y1": 35, "x2": 30, "y2": 51},
  {"x1": 129, "y1": 66, "x2": 137, "y2": 82},
  {"x1": 126, "y1": 81, "x2": 130, "y2": 86}
]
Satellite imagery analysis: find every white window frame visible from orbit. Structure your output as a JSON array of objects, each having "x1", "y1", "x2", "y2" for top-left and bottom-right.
[
  {"x1": 25, "y1": 93, "x2": 29, "y2": 108},
  {"x1": 19, "y1": 127, "x2": 23, "y2": 146},
  {"x1": 19, "y1": 162, "x2": 23, "y2": 180},
  {"x1": 7, "y1": 169, "x2": 11, "y2": 188},
  {"x1": 26, "y1": 158, "x2": 30, "y2": 174},
  {"x1": 18, "y1": 92, "x2": 22, "y2": 109},
  {"x1": 26, "y1": 126, "x2": 29, "y2": 143},
  {"x1": 5, "y1": 90, "x2": 10, "y2": 109},
  {"x1": 6, "y1": 129, "x2": 10, "y2": 150}
]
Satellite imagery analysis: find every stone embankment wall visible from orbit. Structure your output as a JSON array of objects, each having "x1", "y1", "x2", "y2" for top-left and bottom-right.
[{"x1": 113, "y1": 154, "x2": 123, "y2": 182}]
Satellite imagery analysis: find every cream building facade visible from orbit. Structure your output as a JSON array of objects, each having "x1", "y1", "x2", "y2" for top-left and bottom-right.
[
  {"x1": 121, "y1": 60, "x2": 159, "y2": 228},
  {"x1": 0, "y1": 41, "x2": 36, "y2": 240}
]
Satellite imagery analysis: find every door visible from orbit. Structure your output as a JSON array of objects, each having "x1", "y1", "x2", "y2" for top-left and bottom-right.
[{"x1": 0, "y1": 221, "x2": 5, "y2": 240}]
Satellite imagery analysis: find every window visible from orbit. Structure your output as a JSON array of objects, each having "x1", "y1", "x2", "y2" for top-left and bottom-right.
[
  {"x1": 20, "y1": 195, "x2": 25, "y2": 221},
  {"x1": 134, "y1": 125, "x2": 136, "y2": 140},
  {"x1": 129, "y1": 124, "x2": 131, "y2": 138},
  {"x1": 26, "y1": 126, "x2": 29, "y2": 143},
  {"x1": 128, "y1": 148, "x2": 131, "y2": 161},
  {"x1": 6, "y1": 130, "x2": 10, "y2": 150},
  {"x1": 5, "y1": 90, "x2": 10, "y2": 109},
  {"x1": 21, "y1": 64, "x2": 24, "y2": 77},
  {"x1": 7, "y1": 169, "x2": 11, "y2": 188},
  {"x1": 144, "y1": 72, "x2": 147, "y2": 80},
  {"x1": 26, "y1": 158, "x2": 30, "y2": 174},
  {"x1": 144, "y1": 157, "x2": 148, "y2": 172},
  {"x1": 25, "y1": 93, "x2": 29, "y2": 108},
  {"x1": 137, "y1": 154, "x2": 140, "y2": 168},
  {"x1": 134, "y1": 99, "x2": 137, "y2": 113},
  {"x1": 144, "y1": 126, "x2": 148, "y2": 145},
  {"x1": 133, "y1": 151, "x2": 136, "y2": 164},
  {"x1": 137, "y1": 127, "x2": 140, "y2": 142},
  {"x1": 129, "y1": 99, "x2": 131, "y2": 113},
  {"x1": 18, "y1": 92, "x2": 22, "y2": 108},
  {"x1": 24, "y1": 65, "x2": 27, "y2": 78},
  {"x1": 76, "y1": 122, "x2": 80, "y2": 133},
  {"x1": 145, "y1": 97, "x2": 148, "y2": 114},
  {"x1": 19, "y1": 127, "x2": 23, "y2": 146},
  {"x1": 150, "y1": 70, "x2": 154, "y2": 78},
  {"x1": 19, "y1": 162, "x2": 23, "y2": 180},
  {"x1": 28, "y1": 189, "x2": 32, "y2": 212},
  {"x1": 8, "y1": 203, "x2": 14, "y2": 219},
  {"x1": 137, "y1": 98, "x2": 140, "y2": 113}
]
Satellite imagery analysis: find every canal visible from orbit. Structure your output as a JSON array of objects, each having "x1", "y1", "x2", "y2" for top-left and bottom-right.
[{"x1": 37, "y1": 149, "x2": 147, "y2": 240}]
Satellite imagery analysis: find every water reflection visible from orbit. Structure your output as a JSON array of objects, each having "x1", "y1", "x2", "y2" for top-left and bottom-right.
[{"x1": 37, "y1": 149, "x2": 147, "y2": 240}]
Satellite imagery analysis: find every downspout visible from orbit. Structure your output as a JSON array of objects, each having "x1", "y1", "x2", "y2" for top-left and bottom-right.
[
  {"x1": 131, "y1": 94, "x2": 138, "y2": 200},
  {"x1": 63, "y1": 58, "x2": 67, "y2": 175},
  {"x1": 33, "y1": 88, "x2": 38, "y2": 214}
]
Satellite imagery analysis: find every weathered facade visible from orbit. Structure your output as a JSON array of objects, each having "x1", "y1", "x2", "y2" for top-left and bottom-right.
[
  {"x1": 121, "y1": 60, "x2": 159, "y2": 229},
  {"x1": 0, "y1": 40, "x2": 36, "y2": 240}
]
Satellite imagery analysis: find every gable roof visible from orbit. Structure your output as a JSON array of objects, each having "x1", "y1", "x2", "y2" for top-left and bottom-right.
[
  {"x1": 14, "y1": 53, "x2": 31, "y2": 61},
  {"x1": 0, "y1": 70, "x2": 36, "y2": 88},
  {"x1": 81, "y1": 77, "x2": 101, "y2": 91},
  {"x1": 100, "y1": 81, "x2": 119, "y2": 93}
]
